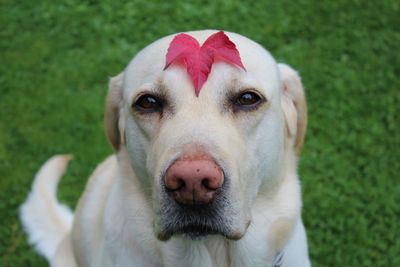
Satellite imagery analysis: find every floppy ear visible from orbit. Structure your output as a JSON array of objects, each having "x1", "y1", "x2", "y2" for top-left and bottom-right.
[
  {"x1": 104, "y1": 73, "x2": 124, "y2": 150},
  {"x1": 278, "y1": 64, "x2": 307, "y2": 154}
]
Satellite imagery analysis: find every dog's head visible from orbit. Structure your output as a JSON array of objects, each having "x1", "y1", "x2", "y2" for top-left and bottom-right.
[{"x1": 104, "y1": 31, "x2": 306, "y2": 241}]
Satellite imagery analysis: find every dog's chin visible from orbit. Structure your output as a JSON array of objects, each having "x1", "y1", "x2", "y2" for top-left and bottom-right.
[
  {"x1": 156, "y1": 223, "x2": 248, "y2": 241},
  {"x1": 157, "y1": 224, "x2": 220, "y2": 241}
]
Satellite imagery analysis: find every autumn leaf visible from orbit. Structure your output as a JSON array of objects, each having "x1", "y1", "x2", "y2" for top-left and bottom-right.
[{"x1": 164, "y1": 31, "x2": 245, "y2": 96}]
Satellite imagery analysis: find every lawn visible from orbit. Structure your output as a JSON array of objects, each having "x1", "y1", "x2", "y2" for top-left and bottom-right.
[{"x1": 0, "y1": 0, "x2": 399, "y2": 266}]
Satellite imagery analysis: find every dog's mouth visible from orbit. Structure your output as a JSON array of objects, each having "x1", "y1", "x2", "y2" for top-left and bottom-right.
[
  {"x1": 156, "y1": 217, "x2": 248, "y2": 241},
  {"x1": 164, "y1": 223, "x2": 220, "y2": 240},
  {"x1": 157, "y1": 222, "x2": 238, "y2": 241},
  {"x1": 156, "y1": 200, "x2": 237, "y2": 241}
]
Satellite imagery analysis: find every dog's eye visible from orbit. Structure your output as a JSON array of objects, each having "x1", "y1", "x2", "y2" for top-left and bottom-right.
[
  {"x1": 234, "y1": 91, "x2": 263, "y2": 110},
  {"x1": 134, "y1": 94, "x2": 163, "y2": 112}
]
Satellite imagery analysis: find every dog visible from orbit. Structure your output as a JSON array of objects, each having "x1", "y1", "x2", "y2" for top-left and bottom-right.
[{"x1": 20, "y1": 30, "x2": 311, "y2": 267}]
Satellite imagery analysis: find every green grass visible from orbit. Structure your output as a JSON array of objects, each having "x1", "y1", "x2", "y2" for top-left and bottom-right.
[{"x1": 1, "y1": 0, "x2": 399, "y2": 266}]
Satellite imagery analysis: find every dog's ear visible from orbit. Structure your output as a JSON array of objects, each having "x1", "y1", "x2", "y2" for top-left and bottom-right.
[
  {"x1": 105, "y1": 73, "x2": 124, "y2": 150},
  {"x1": 278, "y1": 64, "x2": 307, "y2": 154}
]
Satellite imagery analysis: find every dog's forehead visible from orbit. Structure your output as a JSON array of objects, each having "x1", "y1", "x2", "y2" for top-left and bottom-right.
[{"x1": 123, "y1": 31, "x2": 280, "y2": 99}]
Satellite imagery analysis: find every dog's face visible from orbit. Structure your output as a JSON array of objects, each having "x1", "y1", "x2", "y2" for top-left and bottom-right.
[{"x1": 105, "y1": 31, "x2": 306, "y2": 241}]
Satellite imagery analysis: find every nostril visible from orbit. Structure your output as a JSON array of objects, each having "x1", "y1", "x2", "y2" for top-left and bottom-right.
[
  {"x1": 165, "y1": 176, "x2": 185, "y2": 191},
  {"x1": 202, "y1": 175, "x2": 223, "y2": 190},
  {"x1": 201, "y1": 178, "x2": 215, "y2": 190},
  {"x1": 174, "y1": 177, "x2": 185, "y2": 191}
]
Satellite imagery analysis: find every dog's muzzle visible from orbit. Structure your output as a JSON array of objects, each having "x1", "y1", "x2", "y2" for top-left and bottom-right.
[{"x1": 157, "y1": 152, "x2": 233, "y2": 240}]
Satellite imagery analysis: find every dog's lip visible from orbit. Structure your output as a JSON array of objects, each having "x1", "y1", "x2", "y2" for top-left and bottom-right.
[
  {"x1": 156, "y1": 221, "x2": 220, "y2": 240},
  {"x1": 155, "y1": 220, "x2": 251, "y2": 241},
  {"x1": 156, "y1": 224, "x2": 222, "y2": 241},
  {"x1": 179, "y1": 224, "x2": 219, "y2": 236}
]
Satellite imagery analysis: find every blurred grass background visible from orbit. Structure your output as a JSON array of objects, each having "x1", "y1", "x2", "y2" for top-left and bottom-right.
[{"x1": 1, "y1": 0, "x2": 399, "y2": 266}]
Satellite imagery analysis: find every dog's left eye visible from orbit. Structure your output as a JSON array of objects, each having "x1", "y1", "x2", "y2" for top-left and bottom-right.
[
  {"x1": 134, "y1": 94, "x2": 163, "y2": 112},
  {"x1": 234, "y1": 91, "x2": 263, "y2": 110}
]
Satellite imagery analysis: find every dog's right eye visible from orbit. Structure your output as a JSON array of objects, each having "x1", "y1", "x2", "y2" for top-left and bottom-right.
[{"x1": 134, "y1": 94, "x2": 163, "y2": 112}]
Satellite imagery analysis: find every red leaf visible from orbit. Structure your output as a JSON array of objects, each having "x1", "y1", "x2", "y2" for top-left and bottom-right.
[
  {"x1": 164, "y1": 31, "x2": 245, "y2": 96},
  {"x1": 202, "y1": 31, "x2": 245, "y2": 70},
  {"x1": 164, "y1": 34, "x2": 199, "y2": 69}
]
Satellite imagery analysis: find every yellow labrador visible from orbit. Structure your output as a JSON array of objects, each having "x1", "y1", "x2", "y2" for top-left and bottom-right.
[{"x1": 20, "y1": 30, "x2": 311, "y2": 267}]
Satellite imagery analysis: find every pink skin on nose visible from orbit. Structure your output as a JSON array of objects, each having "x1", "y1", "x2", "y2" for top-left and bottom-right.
[{"x1": 164, "y1": 155, "x2": 224, "y2": 205}]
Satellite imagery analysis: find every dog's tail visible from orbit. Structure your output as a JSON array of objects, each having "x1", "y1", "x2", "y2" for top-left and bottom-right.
[{"x1": 20, "y1": 155, "x2": 74, "y2": 261}]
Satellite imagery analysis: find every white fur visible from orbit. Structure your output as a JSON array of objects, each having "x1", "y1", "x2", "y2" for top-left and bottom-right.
[
  {"x1": 20, "y1": 30, "x2": 311, "y2": 267},
  {"x1": 20, "y1": 155, "x2": 74, "y2": 260}
]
